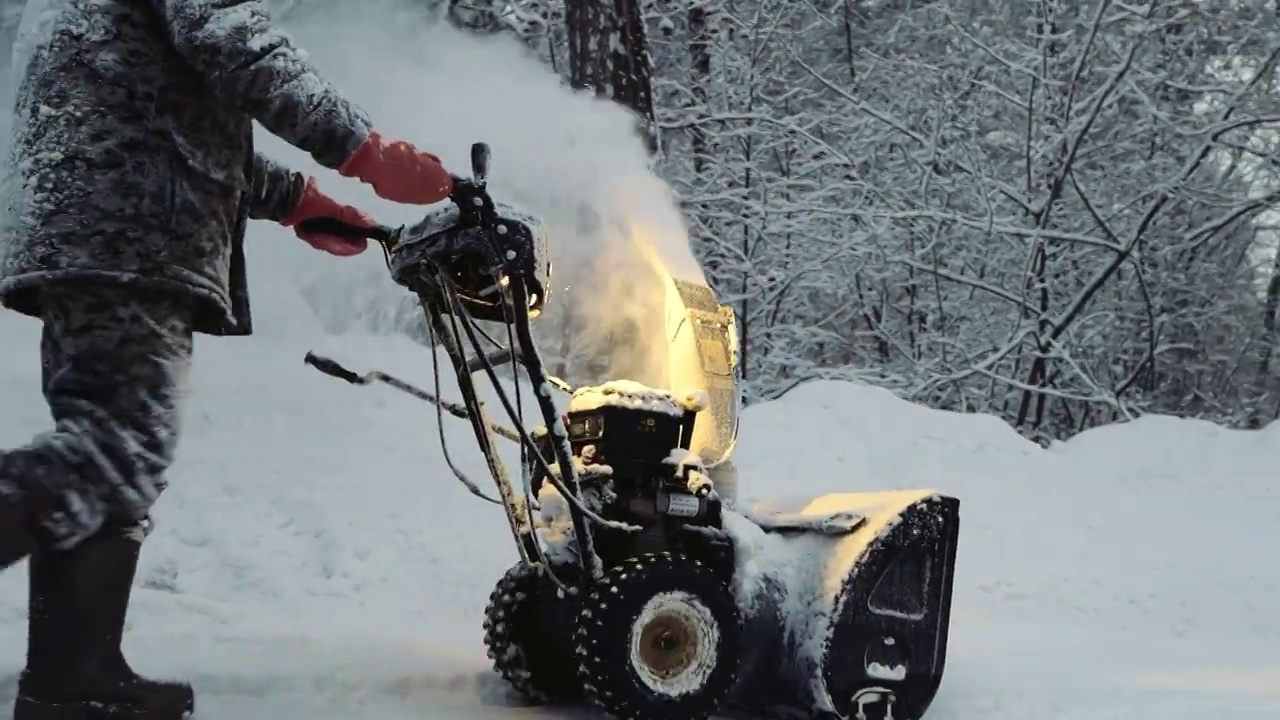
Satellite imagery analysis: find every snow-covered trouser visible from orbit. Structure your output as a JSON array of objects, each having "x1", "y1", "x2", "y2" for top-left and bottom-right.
[{"x1": 1, "y1": 284, "x2": 193, "y2": 551}]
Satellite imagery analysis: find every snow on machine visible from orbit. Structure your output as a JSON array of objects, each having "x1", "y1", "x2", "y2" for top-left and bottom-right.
[{"x1": 299, "y1": 144, "x2": 961, "y2": 720}]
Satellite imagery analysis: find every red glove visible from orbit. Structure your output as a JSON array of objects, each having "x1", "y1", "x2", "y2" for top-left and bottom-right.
[
  {"x1": 280, "y1": 176, "x2": 375, "y2": 257},
  {"x1": 338, "y1": 130, "x2": 453, "y2": 205}
]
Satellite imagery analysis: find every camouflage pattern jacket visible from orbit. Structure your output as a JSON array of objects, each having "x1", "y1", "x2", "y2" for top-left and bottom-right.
[{"x1": 0, "y1": 0, "x2": 373, "y2": 336}]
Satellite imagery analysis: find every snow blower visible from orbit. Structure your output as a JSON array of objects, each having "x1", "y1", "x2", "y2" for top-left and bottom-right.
[{"x1": 298, "y1": 143, "x2": 961, "y2": 720}]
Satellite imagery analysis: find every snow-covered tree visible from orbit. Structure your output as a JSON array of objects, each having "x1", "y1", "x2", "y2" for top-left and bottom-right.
[{"x1": 643, "y1": 0, "x2": 1279, "y2": 439}]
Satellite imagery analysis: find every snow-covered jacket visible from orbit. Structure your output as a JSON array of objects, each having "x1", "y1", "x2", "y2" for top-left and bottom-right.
[{"x1": 0, "y1": 0, "x2": 372, "y2": 335}]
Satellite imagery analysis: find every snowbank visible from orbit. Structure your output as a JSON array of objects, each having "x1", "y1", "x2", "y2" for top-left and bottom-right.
[{"x1": 734, "y1": 379, "x2": 1279, "y2": 642}]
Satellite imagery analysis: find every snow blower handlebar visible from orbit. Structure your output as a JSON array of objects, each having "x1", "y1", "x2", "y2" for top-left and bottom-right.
[
  {"x1": 301, "y1": 142, "x2": 603, "y2": 586},
  {"x1": 294, "y1": 142, "x2": 492, "y2": 251},
  {"x1": 302, "y1": 351, "x2": 522, "y2": 444},
  {"x1": 470, "y1": 141, "x2": 490, "y2": 183},
  {"x1": 293, "y1": 218, "x2": 398, "y2": 246}
]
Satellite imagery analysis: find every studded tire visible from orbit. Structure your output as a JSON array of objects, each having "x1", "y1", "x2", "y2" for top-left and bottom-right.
[
  {"x1": 482, "y1": 562, "x2": 583, "y2": 704},
  {"x1": 575, "y1": 552, "x2": 741, "y2": 720}
]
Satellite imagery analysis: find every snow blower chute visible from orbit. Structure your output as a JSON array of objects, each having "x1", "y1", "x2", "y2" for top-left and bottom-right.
[{"x1": 299, "y1": 143, "x2": 961, "y2": 720}]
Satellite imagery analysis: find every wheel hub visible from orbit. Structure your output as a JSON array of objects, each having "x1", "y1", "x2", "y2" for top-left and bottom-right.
[
  {"x1": 638, "y1": 613, "x2": 698, "y2": 678},
  {"x1": 627, "y1": 589, "x2": 723, "y2": 698}
]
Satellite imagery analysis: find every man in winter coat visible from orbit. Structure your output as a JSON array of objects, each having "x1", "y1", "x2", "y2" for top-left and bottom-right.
[{"x1": 0, "y1": 2, "x2": 459, "y2": 719}]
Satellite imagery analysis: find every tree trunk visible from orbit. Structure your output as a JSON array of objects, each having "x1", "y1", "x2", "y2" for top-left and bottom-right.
[{"x1": 565, "y1": 0, "x2": 657, "y2": 153}]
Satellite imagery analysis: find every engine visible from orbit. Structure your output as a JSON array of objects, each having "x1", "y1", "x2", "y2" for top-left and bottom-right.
[{"x1": 528, "y1": 381, "x2": 731, "y2": 571}]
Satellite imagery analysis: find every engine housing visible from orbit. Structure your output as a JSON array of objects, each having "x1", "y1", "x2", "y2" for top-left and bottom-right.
[{"x1": 530, "y1": 381, "x2": 731, "y2": 572}]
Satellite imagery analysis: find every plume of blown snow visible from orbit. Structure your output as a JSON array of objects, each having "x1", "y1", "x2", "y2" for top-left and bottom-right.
[{"x1": 242, "y1": 0, "x2": 705, "y2": 376}]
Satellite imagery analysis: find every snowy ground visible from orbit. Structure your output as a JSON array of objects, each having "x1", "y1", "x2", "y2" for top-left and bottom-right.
[{"x1": 0, "y1": 306, "x2": 1277, "y2": 720}]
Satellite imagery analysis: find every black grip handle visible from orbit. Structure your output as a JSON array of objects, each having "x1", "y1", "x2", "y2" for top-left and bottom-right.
[
  {"x1": 304, "y1": 351, "x2": 361, "y2": 384},
  {"x1": 470, "y1": 142, "x2": 490, "y2": 183},
  {"x1": 295, "y1": 218, "x2": 396, "y2": 245}
]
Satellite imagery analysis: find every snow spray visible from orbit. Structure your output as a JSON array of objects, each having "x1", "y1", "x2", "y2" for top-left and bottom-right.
[{"x1": 242, "y1": 0, "x2": 704, "y2": 389}]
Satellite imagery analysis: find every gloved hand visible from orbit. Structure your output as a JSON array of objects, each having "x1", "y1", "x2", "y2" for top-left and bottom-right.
[
  {"x1": 279, "y1": 176, "x2": 375, "y2": 257},
  {"x1": 339, "y1": 130, "x2": 454, "y2": 205}
]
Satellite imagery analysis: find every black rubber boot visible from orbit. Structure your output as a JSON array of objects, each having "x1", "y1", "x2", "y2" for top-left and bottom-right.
[{"x1": 14, "y1": 523, "x2": 195, "y2": 720}]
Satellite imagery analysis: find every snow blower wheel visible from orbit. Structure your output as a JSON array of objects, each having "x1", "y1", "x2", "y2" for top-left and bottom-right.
[
  {"x1": 575, "y1": 552, "x2": 741, "y2": 720},
  {"x1": 482, "y1": 563, "x2": 584, "y2": 704}
]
